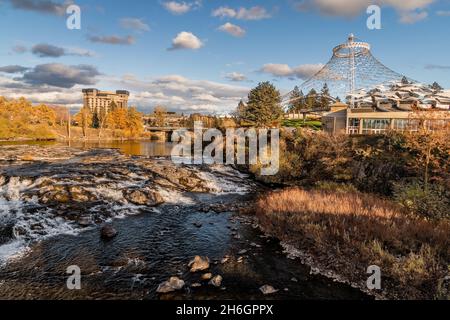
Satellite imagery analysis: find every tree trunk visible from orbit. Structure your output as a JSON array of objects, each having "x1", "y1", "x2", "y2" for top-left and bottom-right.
[
  {"x1": 424, "y1": 146, "x2": 431, "y2": 192},
  {"x1": 67, "y1": 112, "x2": 71, "y2": 140}
]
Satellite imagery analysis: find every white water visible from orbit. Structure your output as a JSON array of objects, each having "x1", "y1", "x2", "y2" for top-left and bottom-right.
[{"x1": 0, "y1": 162, "x2": 252, "y2": 266}]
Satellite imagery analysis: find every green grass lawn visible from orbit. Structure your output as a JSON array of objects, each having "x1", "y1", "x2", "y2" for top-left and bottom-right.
[{"x1": 282, "y1": 119, "x2": 322, "y2": 130}]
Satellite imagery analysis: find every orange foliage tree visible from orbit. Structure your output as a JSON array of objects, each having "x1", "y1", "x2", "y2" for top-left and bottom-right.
[{"x1": 0, "y1": 96, "x2": 56, "y2": 140}]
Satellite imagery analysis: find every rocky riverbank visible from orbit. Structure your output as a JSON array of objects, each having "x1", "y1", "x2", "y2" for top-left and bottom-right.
[
  {"x1": 0, "y1": 144, "x2": 371, "y2": 300},
  {"x1": 0, "y1": 145, "x2": 254, "y2": 263}
]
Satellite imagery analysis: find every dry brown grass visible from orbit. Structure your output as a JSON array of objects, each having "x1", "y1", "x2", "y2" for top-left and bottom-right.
[{"x1": 256, "y1": 188, "x2": 450, "y2": 300}]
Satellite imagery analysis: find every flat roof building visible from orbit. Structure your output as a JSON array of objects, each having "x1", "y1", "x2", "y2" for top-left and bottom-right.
[
  {"x1": 323, "y1": 104, "x2": 450, "y2": 135},
  {"x1": 82, "y1": 89, "x2": 130, "y2": 115}
]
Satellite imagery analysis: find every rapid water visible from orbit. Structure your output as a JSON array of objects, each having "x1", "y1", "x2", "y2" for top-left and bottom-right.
[
  {"x1": 0, "y1": 143, "x2": 369, "y2": 300},
  {"x1": 0, "y1": 194, "x2": 367, "y2": 300}
]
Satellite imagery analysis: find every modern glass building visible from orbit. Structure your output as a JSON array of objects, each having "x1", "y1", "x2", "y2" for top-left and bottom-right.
[{"x1": 323, "y1": 104, "x2": 449, "y2": 135}]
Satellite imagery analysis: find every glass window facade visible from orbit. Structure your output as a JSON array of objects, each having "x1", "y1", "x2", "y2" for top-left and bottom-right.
[
  {"x1": 362, "y1": 119, "x2": 390, "y2": 134},
  {"x1": 348, "y1": 118, "x2": 360, "y2": 134}
]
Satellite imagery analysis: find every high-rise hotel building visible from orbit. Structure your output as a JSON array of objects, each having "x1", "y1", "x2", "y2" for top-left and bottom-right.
[{"x1": 82, "y1": 89, "x2": 130, "y2": 114}]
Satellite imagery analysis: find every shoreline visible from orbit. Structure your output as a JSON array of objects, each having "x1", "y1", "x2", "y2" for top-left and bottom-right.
[{"x1": 0, "y1": 144, "x2": 370, "y2": 300}]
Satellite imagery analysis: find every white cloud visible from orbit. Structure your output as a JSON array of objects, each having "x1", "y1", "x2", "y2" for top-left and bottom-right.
[
  {"x1": 218, "y1": 23, "x2": 246, "y2": 37},
  {"x1": 399, "y1": 10, "x2": 428, "y2": 24},
  {"x1": 88, "y1": 35, "x2": 135, "y2": 45},
  {"x1": 293, "y1": 0, "x2": 434, "y2": 23},
  {"x1": 225, "y1": 72, "x2": 248, "y2": 82},
  {"x1": 212, "y1": 6, "x2": 237, "y2": 18},
  {"x1": 0, "y1": 70, "x2": 250, "y2": 115},
  {"x1": 105, "y1": 73, "x2": 250, "y2": 114},
  {"x1": 212, "y1": 6, "x2": 271, "y2": 20},
  {"x1": 260, "y1": 63, "x2": 324, "y2": 80},
  {"x1": 162, "y1": 1, "x2": 201, "y2": 15},
  {"x1": 0, "y1": 74, "x2": 84, "y2": 108},
  {"x1": 437, "y1": 10, "x2": 450, "y2": 16},
  {"x1": 168, "y1": 32, "x2": 203, "y2": 50},
  {"x1": 120, "y1": 18, "x2": 150, "y2": 32},
  {"x1": 193, "y1": 93, "x2": 221, "y2": 102}
]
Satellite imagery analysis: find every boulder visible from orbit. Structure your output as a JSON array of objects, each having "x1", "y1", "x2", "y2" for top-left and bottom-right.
[
  {"x1": 42, "y1": 186, "x2": 70, "y2": 204},
  {"x1": 125, "y1": 189, "x2": 164, "y2": 207},
  {"x1": 209, "y1": 275, "x2": 223, "y2": 288},
  {"x1": 0, "y1": 222, "x2": 15, "y2": 245},
  {"x1": 188, "y1": 255, "x2": 210, "y2": 272},
  {"x1": 100, "y1": 224, "x2": 118, "y2": 239},
  {"x1": 156, "y1": 277, "x2": 185, "y2": 293},
  {"x1": 201, "y1": 273, "x2": 212, "y2": 280},
  {"x1": 220, "y1": 256, "x2": 230, "y2": 264},
  {"x1": 78, "y1": 217, "x2": 91, "y2": 227},
  {"x1": 259, "y1": 285, "x2": 278, "y2": 295}
]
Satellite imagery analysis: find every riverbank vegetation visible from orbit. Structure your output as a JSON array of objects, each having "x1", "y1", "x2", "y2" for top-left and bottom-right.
[
  {"x1": 236, "y1": 82, "x2": 450, "y2": 299},
  {"x1": 251, "y1": 127, "x2": 449, "y2": 220},
  {"x1": 0, "y1": 96, "x2": 145, "y2": 141},
  {"x1": 73, "y1": 105, "x2": 144, "y2": 139},
  {"x1": 0, "y1": 96, "x2": 57, "y2": 140},
  {"x1": 255, "y1": 188, "x2": 450, "y2": 299},
  {"x1": 251, "y1": 125, "x2": 450, "y2": 299}
]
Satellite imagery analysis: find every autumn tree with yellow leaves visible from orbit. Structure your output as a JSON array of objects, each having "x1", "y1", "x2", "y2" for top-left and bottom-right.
[
  {"x1": 106, "y1": 106, "x2": 144, "y2": 138},
  {"x1": 0, "y1": 96, "x2": 57, "y2": 140}
]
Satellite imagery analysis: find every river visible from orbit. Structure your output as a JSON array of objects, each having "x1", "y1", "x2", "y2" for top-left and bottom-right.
[{"x1": 0, "y1": 142, "x2": 369, "y2": 300}]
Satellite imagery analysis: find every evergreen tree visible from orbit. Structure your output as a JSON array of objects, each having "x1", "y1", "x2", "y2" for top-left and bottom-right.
[
  {"x1": 233, "y1": 99, "x2": 247, "y2": 122},
  {"x1": 243, "y1": 82, "x2": 283, "y2": 127},
  {"x1": 430, "y1": 81, "x2": 443, "y2": 92},
  {"x1": 288, "y1": 86, "x2": 304, "y2": 113},
  {"x1": 306, "y1": 89, "x2": 317, "y2": 110},
  {"x1": 320, "y1": 83, "x2": 330, "y2": 109},
  {"x1": 401, "y1": 76, "x2": 409, "y2": 85}
]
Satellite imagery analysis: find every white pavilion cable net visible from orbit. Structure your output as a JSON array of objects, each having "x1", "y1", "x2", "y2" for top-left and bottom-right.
[{"x1": 298, "y1": 34, "x2": 413, "y2": 101}]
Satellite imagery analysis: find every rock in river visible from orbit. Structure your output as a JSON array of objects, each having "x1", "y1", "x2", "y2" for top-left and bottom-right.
[
  {"x1": 156, "y1": 277, "x2": 185, "y2": 293},
  {"x1": 125, "y1": 189, "x2": 164, "y2": 207},
  {"x1": 0, "y1": 222, "x2": 15, "y2": 245},
  {"x1": 259, "y1": 285, "x2": 278, "y2": 295},
  {"x1": 201, "y1": 273, "x2": 212, "y2": 280},
  {"x1": 100, "y1": 224, "x2": 118, "y2": 239},
  {"x1": 209, "y1": 275, "x2": 223, "y2": 288},
  {"x1": 188, "y1": 256, "x2": 210, "y2": 272}
]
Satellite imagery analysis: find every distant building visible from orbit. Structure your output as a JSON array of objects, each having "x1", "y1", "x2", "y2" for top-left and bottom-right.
[
  {"x1": 143, "y1": 111, "x2": 187, "y2": 128},
  {"x1": 82, "y1": 89, "x2": 130, "y2": 114},
  {"x1": 323, "y1": 103, "x2": 449, "y2": 135}
]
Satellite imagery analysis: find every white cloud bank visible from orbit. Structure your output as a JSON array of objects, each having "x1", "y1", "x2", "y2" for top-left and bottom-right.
[
  {"x1": 260, "y1": 63, "x2": 324, "y2": 80},
  {"x1": 162, "y1": 1, "x2": 201, "y2": 15},
  {"x1": 293, "y1": 0, "x2": 434, "y2": 23},
  {"x1": 212, "y1": 6, "x2": 272, "y2": 20}
]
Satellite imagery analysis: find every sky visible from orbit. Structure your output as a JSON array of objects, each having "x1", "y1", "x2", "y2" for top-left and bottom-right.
[{"x1": 0, "y1": 0, "x2": 449, "y2": 114}]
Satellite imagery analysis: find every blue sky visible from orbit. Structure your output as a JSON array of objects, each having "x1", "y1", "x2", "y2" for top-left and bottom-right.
[{"x1": 0, "y1": 0, "x2": 449, "y2": 114}]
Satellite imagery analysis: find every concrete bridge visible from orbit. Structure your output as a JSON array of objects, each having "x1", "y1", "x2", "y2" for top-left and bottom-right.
[{"x1": 145, "y1": 126, "x2": 217, "y2": 142}]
